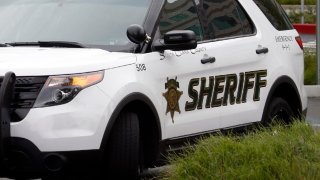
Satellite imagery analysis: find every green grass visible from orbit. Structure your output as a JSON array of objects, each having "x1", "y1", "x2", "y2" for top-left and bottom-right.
[
  {"x1": 277, "y1": 0, "x2": 316, "y2": 5},
  {"x1": 304, "y1": 52, "x2": 317, "y2": 85},
  {"x1": 166, "y1": 121, "x2": 320, "y2": 180}
]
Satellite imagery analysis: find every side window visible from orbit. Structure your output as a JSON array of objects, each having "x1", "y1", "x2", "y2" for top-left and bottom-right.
[
  {"x1": 158, "y1": 0, "x2": 204, "y2": 41},
  {"x1": 253, "y1": 0, "x2": 293, "y2": 31},
  {"x1": 234, "y1": 1, "x2": 254, "y2": 35},
  {"x1": 202, "y1": 0, "x2": 254, "y2": 39}
]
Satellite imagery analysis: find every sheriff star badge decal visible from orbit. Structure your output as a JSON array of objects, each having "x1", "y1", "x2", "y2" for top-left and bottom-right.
[{"x1": 163, "y1": 77, "x2": 183, "y2": 123}]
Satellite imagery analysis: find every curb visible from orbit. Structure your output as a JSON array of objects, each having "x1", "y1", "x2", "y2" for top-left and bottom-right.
[{"x1": 305, "y1": 85, "x2": 320, "y2": 97}]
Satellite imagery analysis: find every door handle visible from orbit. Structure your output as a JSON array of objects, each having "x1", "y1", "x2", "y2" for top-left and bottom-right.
[
  {"x1": 201, "y1": 57, "x2": 216, "y2": 64},
  {"x1": 256, "y1": 47, "x2": 269, "y2": 54}
]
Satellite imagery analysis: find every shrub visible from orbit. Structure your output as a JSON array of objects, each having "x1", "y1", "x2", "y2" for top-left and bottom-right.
[
  {"x1": 287, "y1": 7, "x2": 316, "y2": 23},
  {"x1": 277, "y1": 0, "x2": 316, "y2": 5}
]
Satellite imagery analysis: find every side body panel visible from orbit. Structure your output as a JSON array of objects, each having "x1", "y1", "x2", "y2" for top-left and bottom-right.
[{"x1": 135, "y1": 43, "x2": 222, "y2": 139}]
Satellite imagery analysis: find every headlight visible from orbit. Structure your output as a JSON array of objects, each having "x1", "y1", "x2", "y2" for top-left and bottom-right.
[{"x1": 33, "y1": 71, "x2": 104, "y2": 108}]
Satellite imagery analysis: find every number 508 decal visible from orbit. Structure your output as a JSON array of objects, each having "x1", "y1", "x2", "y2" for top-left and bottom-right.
[{"x1": 136, "y1": 64, "x2": 146, "y2": 72}]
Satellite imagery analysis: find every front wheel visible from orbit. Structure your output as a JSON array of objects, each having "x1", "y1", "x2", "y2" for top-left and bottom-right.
[
  {"x1": 104, "y1": 111, "x2": 141, "y2": 179},
  {"x1": 262, "y1": 97, "x2": 295, "y2": 126}
]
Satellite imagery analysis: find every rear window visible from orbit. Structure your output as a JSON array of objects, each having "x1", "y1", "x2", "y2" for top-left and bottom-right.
[{"x1": 253, "y1": 0, "x2": 293, "y2": 31}]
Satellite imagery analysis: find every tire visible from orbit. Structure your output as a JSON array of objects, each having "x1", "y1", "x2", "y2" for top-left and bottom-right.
[
  {"x1": 262, "y1": 97, "x2": 294, "y2": 126},
  {"x1": 104, "y1": 111, "x2": 141, "y2": 179}
]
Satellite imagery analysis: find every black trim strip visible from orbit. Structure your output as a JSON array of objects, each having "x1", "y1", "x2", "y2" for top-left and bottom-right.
[{"x1": 159, "y1": 122, "x2": 256, "y2": 161}]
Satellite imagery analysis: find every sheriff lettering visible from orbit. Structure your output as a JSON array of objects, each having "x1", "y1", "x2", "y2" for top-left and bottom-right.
[{"x1": 185, "y1": 70, "x2": 267, "y2": 111}]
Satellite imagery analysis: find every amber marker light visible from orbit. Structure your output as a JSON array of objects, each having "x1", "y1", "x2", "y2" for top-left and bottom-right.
[{"x1": 71, "y1": 72, "x2": 104, "y2": 88}]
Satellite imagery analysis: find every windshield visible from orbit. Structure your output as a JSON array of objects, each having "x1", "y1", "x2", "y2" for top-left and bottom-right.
[{"x1": 0, "y1": 0, "x2": 151, "y2": 51}]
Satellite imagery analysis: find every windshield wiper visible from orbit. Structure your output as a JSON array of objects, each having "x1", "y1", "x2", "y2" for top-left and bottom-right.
[
  {"x1": 6, "y1": 41, "x2": 85, "y2": 48},
  {"x1": 0, "y1": 43, "x2": 10, "y2": 47}
]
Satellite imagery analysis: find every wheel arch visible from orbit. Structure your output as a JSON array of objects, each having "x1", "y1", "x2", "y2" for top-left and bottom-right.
[
  {"x1": 99, "y1": 92, "x2": 162, "y2": 166},
  {"x1": 262, "y1": 76, "x2": 302, "y2": 121}
]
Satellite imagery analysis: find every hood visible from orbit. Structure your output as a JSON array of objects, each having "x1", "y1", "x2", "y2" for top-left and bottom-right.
[{"x1": 0, "y1": 47, "x2": 136, "y2": 76}]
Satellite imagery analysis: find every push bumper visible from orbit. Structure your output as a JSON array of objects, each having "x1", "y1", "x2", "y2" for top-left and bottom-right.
[{"x1": 0, "y1": 72, "x2": 15, "y2": 171}]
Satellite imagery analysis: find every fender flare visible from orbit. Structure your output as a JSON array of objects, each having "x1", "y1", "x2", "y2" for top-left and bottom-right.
[
  {"x1": 262, "y1": 76, "x2": 302, "y2": 120},
  {"x1": 99, "y1": 92, "x2": 161, "y2": 150}
]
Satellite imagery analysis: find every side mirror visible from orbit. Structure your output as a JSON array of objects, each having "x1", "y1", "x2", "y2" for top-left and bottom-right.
[
  {"x1": 152, "y1": 30, "x2": 197, "y2": 52},
  {"x1": 127, "y1": 24, "x2": 147, "y2": 44}
]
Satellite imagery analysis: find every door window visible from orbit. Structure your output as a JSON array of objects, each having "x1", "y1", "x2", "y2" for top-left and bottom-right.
[
  {"x1": 158, "y1": 0, "x2": 204, "y2": 41},
  {"x1": 201, "y1": 0, "x2": 254, "y2": 39}
]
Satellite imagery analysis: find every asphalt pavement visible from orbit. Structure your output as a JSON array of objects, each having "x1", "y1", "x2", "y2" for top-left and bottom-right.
[
  {"x1": 301, "y1": 34, "x2": 316, "y2": 43},
  {"x1": 306, "y1": 97, "x2": 320, "y2": 125}
]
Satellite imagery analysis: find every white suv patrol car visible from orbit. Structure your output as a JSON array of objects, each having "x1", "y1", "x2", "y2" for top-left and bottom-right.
[{"x1": 0, "y1": 0, "x2": 307, "y2": 179}]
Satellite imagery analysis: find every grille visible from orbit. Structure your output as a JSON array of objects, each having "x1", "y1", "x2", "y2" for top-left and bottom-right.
[{"x1": 0, "y1": 76, "x2": 48, "y2": 122}]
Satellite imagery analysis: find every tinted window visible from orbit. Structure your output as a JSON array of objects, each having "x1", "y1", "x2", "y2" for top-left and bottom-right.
[
  {"x1": 235, "y1": 2, "x2": 254, "y2": 34},
  {"x1": 202, "y1": 0, "x2": 254, "y2": 39},
  {"x1": 158, "y1": 0, "x2": 204, "y2": 41},
  {"x1": 253, "y1": 0, "x2": 293, "y2": 31}
]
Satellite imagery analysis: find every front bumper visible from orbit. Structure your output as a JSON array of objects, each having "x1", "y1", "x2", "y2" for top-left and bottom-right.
[
  {"x1": 0, "y1": 72, "x2": 100, "y2": 178},
  {"x1": 0, "y1": 72, "x2": 104, "y2": 178},
  {"x1": 11, "y1": 81, "x2": 111, "y2": 152},
  {"x1": 1, "y1": 137, "x2": 100, "y2": 179}
]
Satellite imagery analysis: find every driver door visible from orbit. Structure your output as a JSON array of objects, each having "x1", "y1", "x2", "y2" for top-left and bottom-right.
[{"x1": 137, "y1": 0, "x2": 222, "y2": 140}]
